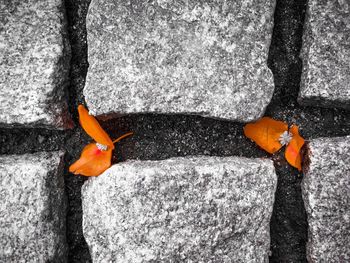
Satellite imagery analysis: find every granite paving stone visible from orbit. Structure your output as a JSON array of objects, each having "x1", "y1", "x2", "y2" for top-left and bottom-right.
[
  {"x1": 299, "y1": 0, "x2": 350, "y2": 109},
  {"x1": 82, "y1": 156, "x2": 277, "y2": 262},
  {"x1": 302, "y1": 136, "x2": 350, "y2": 262},
  {"x1": 0, "y1": 151, "x2": 67, "y2": 262},
  {"x1": 0, "y1": 0, "x2": 71, "y2": 129},
  {"x1": 84, "y1": 0, "x2": 276, "y2": 122}
]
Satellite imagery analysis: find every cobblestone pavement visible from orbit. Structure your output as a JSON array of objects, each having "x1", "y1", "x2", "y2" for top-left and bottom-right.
[{"x1": 0, "y1": 0, "x2": 349, "y2": 262}]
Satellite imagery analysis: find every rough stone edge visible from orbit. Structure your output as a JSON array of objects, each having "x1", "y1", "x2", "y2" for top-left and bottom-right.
[
  {"x1": 48, "y1": 150, "x2": 68, "y2": 263},
  {"x1": 302, "y1": 135, "x2": 350, "y2": 174},
  {"x1": 83, "y1": 0, "x2": 276, "y2": 123},
  {"x1": 298, "y1": 3, "x2": 350, "y2": 110},
  {"x1": 83, "y1": 156, "x2": 277, "y2": 185},
  {"x1": 81, "y1": 156, "x2": 277, "y2": 262},
  {"x1": 301, "y1": 136, "x2": 350, "y2": 262},
  {"x1": 0, "y1": 1, "x2": 73, "y2": 130},
  {"x1": 44, "y1": 0, "x2": 74, "y2": 130},
  {"x1": 0, "y1": 150, "x2": 68, "y2": 262}
]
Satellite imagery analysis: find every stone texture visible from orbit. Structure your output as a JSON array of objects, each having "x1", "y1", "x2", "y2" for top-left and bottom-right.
[
  {"x1": 299, "y1": 1, "x2": 350, "y2": 109},
  {"x1": 0, "y1": 0, "x2": 72, "y2": 129},
  {"x1": 302, "y1": 136, "x2": 350, "y2": 262},
  {"x1": 82, "y1": 156, "x2": 277, "y2": 262},
  {"x1": 0, "y1": 151, "x2": 67, "y2": 262},
  {"x1": 84, "y1": 0, "x2": 275, "y2": 122}
]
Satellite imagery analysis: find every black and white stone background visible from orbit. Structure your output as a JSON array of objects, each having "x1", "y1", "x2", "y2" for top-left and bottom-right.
[{"x1": 1, "y1": 0, "x2": 350, "y2": 262}]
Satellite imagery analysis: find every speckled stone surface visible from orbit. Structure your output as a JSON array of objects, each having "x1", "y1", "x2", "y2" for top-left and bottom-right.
[
  {"x1": 302, "y1": 136, "x2": 350, "y2": 262},
  {"x1": 0, "y1": 151, "x2": 67, "y2": 262},
  {"x1": 0, "y1": 0, "x2": 72, "y2": 129},
  {"x1": 82, "y1": 156, "x2": 277, "y2": 262},
  {"x1": 299, "y1": 1, "x2": 350, "y2": 109},
  {"x1": 84, "y1": 0, "x2": 275, "y2": 122}
]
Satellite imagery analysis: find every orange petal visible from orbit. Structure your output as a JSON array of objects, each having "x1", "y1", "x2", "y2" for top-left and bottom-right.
[
  {"x1": 244, "y1": 117, "x2": 288, "y2": 154},
  {"x1": 69, "y1": 143, "x2": 112, "y2": 176},
  {"x1": 78, "y1": 105, "x2": 114, "y2": 149},
  {"x1": 285, "y1": 125, "x2": 305, "y2": 171}
]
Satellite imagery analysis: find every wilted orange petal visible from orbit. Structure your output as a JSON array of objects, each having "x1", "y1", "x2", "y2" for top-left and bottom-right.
[
  {"x1": 78, "y1": 105, "x2": 114, "y2": 149},
  {"x1": 69, "y1": 143, "x2": 112, "y2": 176},
  {"x1": 285, "y1": 125, "x2": 305, "y2": 171},
  {"x1": 244, "y1": 117, "x2": 288, "y2": 154}
]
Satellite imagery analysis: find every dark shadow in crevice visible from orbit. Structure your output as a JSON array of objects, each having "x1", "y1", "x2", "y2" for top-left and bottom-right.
[
  {"x1": 0, "y1": 128, "x2": 67, "y2": 155},
  {"x1": 266, "y1": 0, "x2": 308, "y2": 262},
  {"x1": 63, "y1": 0, "x2": 92, "y2": 262},
  {"x1": 64, "y1": 0, "x2": 91, "y2": 122},
  {"x1": 267, "y1": 0, "x2": 306, "y2": 107},
  {"x1": 99, "y1": 113, "x2": 269, "y2": 164}
]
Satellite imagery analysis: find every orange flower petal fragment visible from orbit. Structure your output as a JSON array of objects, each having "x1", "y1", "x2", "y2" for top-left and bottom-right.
[
  {"x1": 78, "y1": 105, "x2": 114, "y2": 150},
  {"x1": 285, "y1": 125, "x2": 305, "y2": 171},
  {"x1": 69, "y1": 143, "x2": 112, "y2": 176},
  {"x1": 244, "y1": 117, "x2": 288, "y2": 154}
]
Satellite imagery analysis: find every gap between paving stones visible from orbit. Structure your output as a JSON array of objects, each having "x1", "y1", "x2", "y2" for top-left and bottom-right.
[
  {"x1": 1, "y1": 0, "x2": 350, "y2": 262},
  {"x1": 266, "y1": 1, "x2": 349, "y2": 261}
]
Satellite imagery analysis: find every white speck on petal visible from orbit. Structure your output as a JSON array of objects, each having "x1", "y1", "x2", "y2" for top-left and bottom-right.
[
  {"x1": 279, "y1": 131, "x2": 293, "y2": 146},
  {"x1": 96, "y1": 143, "x2": 108, "y2": 151}
]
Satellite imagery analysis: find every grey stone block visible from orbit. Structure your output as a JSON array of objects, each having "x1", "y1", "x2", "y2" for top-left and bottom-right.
[
  {"x1": 0, "y1": 0, "x2": 72, "y2": 129},
  {"x1": 82, "y1": 156, "x2": 277, "y2": 262},
  {"x1": 0, "y1": 151, "x2": 67, "y2": 262},
  {"x1": 84, "y1": 0, "x2": 275, "y2": 122},
  {"x1": 299, "y1": 1, "x2": 350, "y2": 110},
  {"x1": 302, "y1": 136, "x2": 350, "y2": 262}
]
